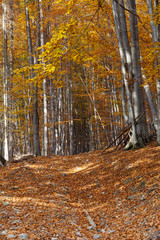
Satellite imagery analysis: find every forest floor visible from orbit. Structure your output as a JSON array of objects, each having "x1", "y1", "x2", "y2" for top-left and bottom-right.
[{"x1": 0, "y1": 141, "x2": 160, "y2": 240}]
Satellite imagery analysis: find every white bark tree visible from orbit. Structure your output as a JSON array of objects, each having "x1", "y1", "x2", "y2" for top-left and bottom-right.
[
  {"x1": 112, "y1": 0, "x2": 150, "y2": 148},
  {"x1": 69, "y1": 64, "x2": 74, "y2": 155},
  {"x1": 147, "y1": 0, "x2": 160, "y2": 144},
  {"x1": 38, "y1": 0, "x2": 48, "y2": 156},
  {"x1": 128, "y1": 0, "x2": 149, "y2": 146},
  {"x1": 3, "y1": 0, "x2": 9, "y2": 161},
  {"x1": 8, "y1": 0, "x2": 14, "y2": 160},
  {"x1": 111, "y1": 0, "x2": 138, "y2": 148},
  {"x1": 154, "y1": 0, "x2": 160, "y2": 144}
]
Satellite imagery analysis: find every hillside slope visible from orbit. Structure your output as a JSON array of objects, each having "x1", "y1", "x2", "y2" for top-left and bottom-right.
[{"x1": 0, "y1": 142, "x2": 160, "y2": 239}]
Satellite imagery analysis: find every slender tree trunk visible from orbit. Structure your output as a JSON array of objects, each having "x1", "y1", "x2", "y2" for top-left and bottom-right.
[
  {"x1": 91, "y1": 67, "x2": 101, "y2": 148},
  {"x1": 3, "y1": 0, "x2": 9, "y2": 161},
  {"x1": 15, "y1": 115, "x2": 20, "y2": 155},
  {"x1": 32, "y1": 88, "x2": 41, "y2": 156},
  {"x1": 65, "y1": 74, "x2": 70, "y2": 154},
  {"x1": 148, "y1": 0, "x2": 160, "y2": 144},
  {"x1": 49, "y1": 79, "x2": 55, "y2": 154},
  {"x1": 69, "y1": 64, "x2": 74, "y2": 155},
  {"x1": 39, "y1": 0, "x2": 48, "y2": 156},
  {"x1": 144, "y1": 84, "x2": 158, "y2": 131},
  {"x1": 146, "y1": 0, "x2": 158, "y2": 43},
  {"x1": 25, "y1": 0, "x2": 41, "y2": 156},
  {"x1": 8, "y1": 0, "x2": 14, "y2": 160},
  {"x1": 0, "y1": 119, "x2": 3, "y2": 156},
  {"x1": 145, "y1": 0, "x2": 159, "y2": 135},
  {"x1": 55, "y1": 89, "x2": 58, "y2": 155},
  {"x1": 58, "y1": 88, "x2": 63, "y2": 154},
  {"x1": 83, "y1": 67, "x2": 94, "y2": 150},
  {"x1": 154, "y1": 0, "x2": 160, "y2": 144}
]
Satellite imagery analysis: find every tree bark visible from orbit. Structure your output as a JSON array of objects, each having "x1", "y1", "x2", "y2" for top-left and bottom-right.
[
  {"x1": 154, "y1": 0, "x2": 160, "y2": 144},
  {"x1": 144, "y1": 83, "x2": 158, "y2": 131},
  {"x1": 111, "y1": 0, "x2": 138, "y2": 147},
  {"x1": 69, "y1": 63, "x2": 74, "y2": 155},
  {"x1": 128, "y1": 0, "x2": 149, "y2": 146},
  {"x1": 25, "y1": 0, "x2": 41, "y2": 156},
  {"x1": 3, "y1": 0, "x2": 9, "y2": 161},
  {"x1": 8, "y1": 0, "x2": 14, "y2": 160},
  {"x1": 49, "y1": 79, "x2": 55, "y2": 154},
  {"x1": 39, "y1": 0, "x2": 48, "y2": 156}
]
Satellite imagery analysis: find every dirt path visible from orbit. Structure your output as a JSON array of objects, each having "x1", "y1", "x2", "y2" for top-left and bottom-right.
[{"x1": 0, "y1": 142, "x2": 160, "y2": 239}]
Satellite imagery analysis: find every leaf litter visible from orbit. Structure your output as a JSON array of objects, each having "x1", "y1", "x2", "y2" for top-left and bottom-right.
[{"x1": 0, "y1": 141, "x2": 159, "y2": 239}]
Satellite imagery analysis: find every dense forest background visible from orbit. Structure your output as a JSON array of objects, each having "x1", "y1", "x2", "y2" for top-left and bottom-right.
[{"x1": 0, "y1": 0, "x2": 160, "y2": 160}]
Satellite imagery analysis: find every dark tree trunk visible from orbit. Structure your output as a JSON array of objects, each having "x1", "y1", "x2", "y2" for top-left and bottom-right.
[
  {"x1": 0, "y1": 155, "x2": 6, "y2": 166},
  {"x1": 25, "y1": 0, "x2": 41, "y2": 156}
]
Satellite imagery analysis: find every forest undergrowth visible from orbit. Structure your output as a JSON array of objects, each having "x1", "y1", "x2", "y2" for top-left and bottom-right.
[{"x1": 0, "y1": 141, "x2": 160, "y2": 239}]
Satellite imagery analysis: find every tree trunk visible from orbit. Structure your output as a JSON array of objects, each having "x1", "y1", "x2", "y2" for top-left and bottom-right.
[
  {"x1": 146, "y1": 0, "x2": 160, "y2": 140},
  {"x1": 91, "y1": 66, "x2": 101, "y2": 148},
  {"x1": 121, "y1": 83, "x2": 129, "y2": 124},
  {"x1": 144, "y1": 84, "x2": 158, "y2": 131},
  {"x1": 111, "y1": 0, "x2": 138, "y2": 147},
  {"x1": 128, "y1": 0, "x2": 149, "y2": 146},
  {"x1": 49, "y1": 79, "x2": 55, "y2": 154},
  {"x1": 69, "y1": 64, "x2": 74, "y2": 155},
  {"x1": 3, "y1": 0, "x2": 9, "y2": 161},
  {"x1": 39, "y1": 0, "x2": 48, "y2": 156},
  {"x1": 0, "y1": 155, "x2": 6, "y2": 166},
  {"x1": 8, "y1": 0, "x2": 14, "y2": 160},
  {"x1": 146, "y1": 0, "x2": 158, "y2": 43},
  {"x1": 25, "y1": 0, "x2": 41, "y2": 156},
  {"x1": 154, "y1": 0, "x2": 160, "y2": 144}
]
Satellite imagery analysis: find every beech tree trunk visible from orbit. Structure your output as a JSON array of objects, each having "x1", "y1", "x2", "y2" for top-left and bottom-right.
[
  {"x1": 112, "y1": 0, "x2": 150, "y2": 148},
  {"x1": 8, "y1": 0, "x2": 14, "y2": 160},
  {"x1": 111, "y1": 0, "x2": 138, "y2": 148},
  {"x1": 3, "y1": 0, "x2": 9, "y2": 161},
  {"x1": 91, "y1": 66, "x2": 101, "y2": 148},
  {"x1": 25, "y1": 0, "x2": 41, "y2": 156},
  {"x1": 145, "y1": 0, "x2": 160, "y2": 135},
  {"x1": 69, "y1": 65, "x2": 74, "y2": 155},
  {"x1": 49, "y1": 79, "x2": 55, "y2": 154},
  {"x1": 128, "y1": 0, "x2": 149, "y2": 146},
  {"x1": 39, "y1": 0, "x2": 48, "y2": 156},
  {"x1": 144, "y1": 84, "x2": 158, "y2": 131},
  {"x1": 154, "y1": 0, "x2": 160, "y2": 144}
]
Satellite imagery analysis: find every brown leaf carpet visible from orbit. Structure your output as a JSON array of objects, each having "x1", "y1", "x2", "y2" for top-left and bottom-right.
[{"x1": 0, "y1": 141, "x2": 159, "y2": 239}]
